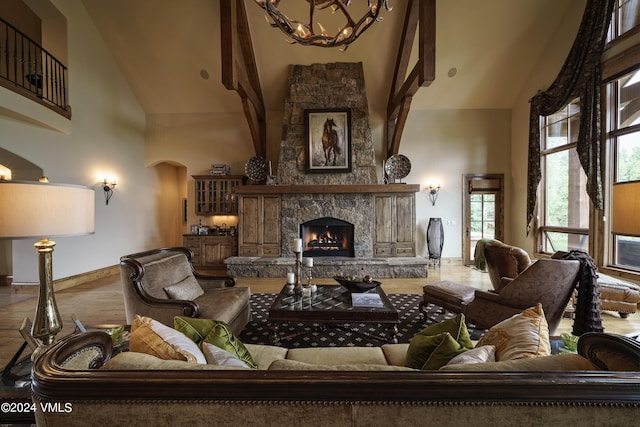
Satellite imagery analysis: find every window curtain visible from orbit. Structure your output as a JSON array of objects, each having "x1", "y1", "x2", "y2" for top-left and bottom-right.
[{"x1": 526, "y1": 0, "x2": 615, "y2": 235}]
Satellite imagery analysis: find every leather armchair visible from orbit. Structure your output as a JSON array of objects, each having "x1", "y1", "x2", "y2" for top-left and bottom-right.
[
  {"x1": 483, "y1": 240, "x2": 532, "y2": 290},
  {"x1": 464, "y1": 258, "x2": 580, "y2": 334},
  {"x1": 119, "y1": 247, "x2": 251, "y2": 335}
]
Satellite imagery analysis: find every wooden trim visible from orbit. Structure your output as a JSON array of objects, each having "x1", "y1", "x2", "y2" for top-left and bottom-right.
[
  {"x1": 601, "y1": 42, "x2": 640, "y2": 82},
  {"x1": 386, "y1": 0, "x2": 435, "y2": 157},
  {"x1": 32, "y1": 349, "x2": 640, "y2": 403},
  {"x1": 235, "y1": 184, "x2": 420, "y2": 195},
  {"x1": 54, "y1": 265, "x2": 119, "y2": 292},
  {"x1": 220, "y1": 0, "x2": 266, "y2": 157}
]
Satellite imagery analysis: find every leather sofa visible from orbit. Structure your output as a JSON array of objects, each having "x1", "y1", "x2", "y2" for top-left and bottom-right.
[
  {"x1": 120, "y1": 247, "x2": 251, "y2": 335},
  {"x1": 31, "y1": 331, "x2": 640, "y2": 426}
]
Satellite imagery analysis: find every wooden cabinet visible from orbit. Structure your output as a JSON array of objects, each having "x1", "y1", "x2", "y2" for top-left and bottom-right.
[
  {"x1": 238, "y1": 195, "x2": 281, "y2": 257},
  {"x1": 183, "y1": 235, "x2": 238, "y2": 269},
  {"x1": 373, "y1": 194, "x2": 416, "y2": 257},
  {"x1": 193, "y1": 175, "x2": 244, "y2": 215},
  {"x1": 183, "y1": 235, "x2": 203, "y2": 266}
]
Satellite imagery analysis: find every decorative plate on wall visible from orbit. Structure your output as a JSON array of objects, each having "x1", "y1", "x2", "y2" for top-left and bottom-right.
[
  {"x1": 384, "y1": 154, "x2": 411, "y2": 181},
  {"x1": 244, "y1": 156, "x2": 268, "y2": 182}
]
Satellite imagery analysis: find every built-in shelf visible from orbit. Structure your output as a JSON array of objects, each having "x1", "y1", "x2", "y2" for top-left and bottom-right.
[{"x1": 235, "y1": 184, "x2": 420, "y2": 194}]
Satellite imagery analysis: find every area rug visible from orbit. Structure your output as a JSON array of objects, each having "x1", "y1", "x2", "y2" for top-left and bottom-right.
[{"x1": 238, "y1": 293, "x2": 485, "y2": 348}]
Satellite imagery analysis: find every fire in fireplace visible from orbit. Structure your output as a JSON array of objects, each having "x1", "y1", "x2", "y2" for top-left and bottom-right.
[{"x1": 301, "y1": 217, "x2": 354, "y2": 257}]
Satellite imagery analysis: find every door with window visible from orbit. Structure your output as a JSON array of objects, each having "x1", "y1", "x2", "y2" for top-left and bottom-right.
[{"x1": 463, "y1": 174, "x2": 504, "y2": 266}]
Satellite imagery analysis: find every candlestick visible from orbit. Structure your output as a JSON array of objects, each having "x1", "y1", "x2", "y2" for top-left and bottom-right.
[
  {"x1": 307, "y1": 266, "x2": 316, "y2": 294},
  {"x1": 292, "y1": 238, "x2": 302, "y2": 253},
  {"x1": 294, "y1": 250, "x2": 303, "y2": 295}
]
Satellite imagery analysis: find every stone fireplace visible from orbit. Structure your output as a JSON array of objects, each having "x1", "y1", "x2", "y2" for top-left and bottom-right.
[
  {"x1": 301, "y1": 217, "x2": 354, "y2": 258},
  {"x1": 226, "y1": 62, "x2": 428, "y2": 278}
]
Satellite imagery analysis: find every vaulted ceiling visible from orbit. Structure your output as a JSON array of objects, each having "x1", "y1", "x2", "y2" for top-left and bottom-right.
[{"x1": 82, "y1": 0, "x2": 580, "y2": 117}]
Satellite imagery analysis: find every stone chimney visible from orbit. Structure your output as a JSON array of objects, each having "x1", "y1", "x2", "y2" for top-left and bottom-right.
[{"x1": 277, "y1": 62, "x2": 378, "y2": 185}]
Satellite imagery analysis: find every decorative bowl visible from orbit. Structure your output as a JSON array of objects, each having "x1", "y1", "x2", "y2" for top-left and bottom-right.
[{"x1": 333, "y1": 276, "x2": 382, "y2": 293}]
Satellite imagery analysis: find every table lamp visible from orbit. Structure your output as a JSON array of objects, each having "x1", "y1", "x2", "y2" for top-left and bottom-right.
[{"x1": 0, "y1": 180, "x2": 94, "y2": 355}]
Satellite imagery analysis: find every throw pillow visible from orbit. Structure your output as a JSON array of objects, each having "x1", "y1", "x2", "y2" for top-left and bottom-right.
[
  {"x1": 444, "y1": 345, "x2": 496, "y2": 367},
  {"x1": 129, "y1": 315, "x2": 207, "y2": 364},
  {"x1": 476, "y1": 303, "x2": 550, "y2": 361},
  {"x1": 174, "y1": 316, "x2": 219, "y2": 343},
  {"x1": 405, "y1": 313, "x2": 474, "y2": 370},
  {"x1": 202, "y1": 321, "x2": 257, "y2": 369},
  {"x1": 163, "y1": 275, "x2": 204, "y2": 300},
  {"x1": 201, "y1": 342, "x2": 250, "y2": 369}
]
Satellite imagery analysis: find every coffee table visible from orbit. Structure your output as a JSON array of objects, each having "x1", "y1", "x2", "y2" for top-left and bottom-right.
[{"x1": 268, "y1": 284, "x2": 399, "y2": 345}]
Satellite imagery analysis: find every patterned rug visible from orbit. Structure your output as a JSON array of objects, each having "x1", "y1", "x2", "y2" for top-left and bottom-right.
[{"x1": 238, "y1": 293, "x2": 485, "y2": 348}]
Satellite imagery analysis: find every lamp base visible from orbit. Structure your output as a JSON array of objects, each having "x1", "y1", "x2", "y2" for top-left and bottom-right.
[{"x1": 30, "y1": 238, "x2": 62, "y2": 358}]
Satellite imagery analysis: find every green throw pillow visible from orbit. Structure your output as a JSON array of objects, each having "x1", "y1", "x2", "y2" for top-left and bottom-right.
[
  {"x1": 174, "y1": 316, "x2": 218, "y2": 343},
  {"x1": 174, "y1": 317, "x2": 257, "y2": 369},
  {"x1": 405, "y1": 314, "x2": 473, "y2": 370}
]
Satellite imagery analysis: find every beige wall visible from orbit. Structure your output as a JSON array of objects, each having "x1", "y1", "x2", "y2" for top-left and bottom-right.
[
  {"x1": 0, "y1": 0, "x2": 159, "y2": 283},
  {"x1": 146, "y1": 112, "x2": 255, "y2": 230},
  {"x1": 400, "y1": 109, "x2": 512, "y2": 259}
]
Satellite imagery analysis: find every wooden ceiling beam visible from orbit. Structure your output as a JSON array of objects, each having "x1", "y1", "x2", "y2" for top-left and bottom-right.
[
  {"x1": 220, "y1": 0, "x2": 266, "y2": 157},
  {"x1": 386, "y1": 0, "x2": 435, "y2": 158}
]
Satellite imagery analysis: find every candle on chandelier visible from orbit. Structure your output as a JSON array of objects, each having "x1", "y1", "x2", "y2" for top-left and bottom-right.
[
  {"x1": 306, "y1": 257, "x2": 313, "y2": 267},
  {"x1": 287, "y1": 272, "x2": 295, "y2": 284}
]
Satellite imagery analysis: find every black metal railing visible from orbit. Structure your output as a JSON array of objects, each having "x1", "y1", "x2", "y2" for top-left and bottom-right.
[{"x1": 0, "y1": 17, "x2": 69, "y2": 115}]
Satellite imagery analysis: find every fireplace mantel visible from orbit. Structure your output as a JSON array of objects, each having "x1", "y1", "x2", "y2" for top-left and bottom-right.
[{"x1": 235, "y1": 184, "x2": 420, "y2": 195}]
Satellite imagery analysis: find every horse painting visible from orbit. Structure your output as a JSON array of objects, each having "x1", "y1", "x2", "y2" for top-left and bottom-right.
[{"x1": 321, "y1": 118, "x2": 341, "y2": 166}]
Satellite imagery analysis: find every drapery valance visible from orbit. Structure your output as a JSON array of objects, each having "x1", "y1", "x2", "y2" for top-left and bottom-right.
[{"x1": 526, "y1": 0, "x2": 615, "y2": 235}]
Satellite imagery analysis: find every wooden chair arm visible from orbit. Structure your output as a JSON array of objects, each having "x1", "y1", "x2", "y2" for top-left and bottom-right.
[{"x1": 194, "y1": 271, "x2": 237, "y2": 289}]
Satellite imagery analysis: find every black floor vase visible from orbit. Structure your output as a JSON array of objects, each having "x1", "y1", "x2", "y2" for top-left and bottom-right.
[{"x1": 427, "y1": 217, "x2": 444, "y2": 267}]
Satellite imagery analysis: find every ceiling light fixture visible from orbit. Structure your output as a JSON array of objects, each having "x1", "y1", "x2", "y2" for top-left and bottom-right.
[{"x1": 254, "y1": 0, "x2": 392, "y2": 51}]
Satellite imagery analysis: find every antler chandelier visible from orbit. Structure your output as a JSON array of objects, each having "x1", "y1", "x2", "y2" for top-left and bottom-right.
[{"x1": 253, "y1": 1, "x2": 392, "y2": 50}]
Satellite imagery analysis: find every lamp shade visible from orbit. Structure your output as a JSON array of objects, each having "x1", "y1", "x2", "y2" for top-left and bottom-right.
[
  {"x1": 0, "y1": 181, "x2": 95, "y2": 239},
  {"x1": 611, "y1": 181, "x2": 640, "y2": 237}
]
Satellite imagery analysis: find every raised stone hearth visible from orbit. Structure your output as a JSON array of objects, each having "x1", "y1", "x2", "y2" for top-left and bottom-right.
[{"x1": 226, "y1": 256, "x2": 428, "y2": 279}]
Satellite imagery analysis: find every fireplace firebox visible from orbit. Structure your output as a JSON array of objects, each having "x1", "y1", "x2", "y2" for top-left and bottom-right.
[{"x1": 301, "y1": 217, "x2": 354, "y2": 257}]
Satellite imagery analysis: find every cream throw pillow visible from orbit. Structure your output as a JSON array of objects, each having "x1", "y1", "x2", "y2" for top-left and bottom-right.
[
  {"x1": 444, "y1": 345, "x2": 496, "y2": 367},
  {"x1": 201, "y1": 342, "x2": 250, "y2": 369},
  {"x1": 129, "y1": 315, "x2": 207, "y2": 364},
  {"x1": 163, "y1": 275, "x2": 204, "y2": 300},
  {"x1": 476, "y1": 303, "x2": 550, "y2": 361}
]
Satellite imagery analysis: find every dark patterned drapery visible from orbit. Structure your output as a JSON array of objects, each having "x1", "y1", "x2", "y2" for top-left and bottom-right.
[{"x1": 526, "y1": 0, "x2": 615, "y2": 234}]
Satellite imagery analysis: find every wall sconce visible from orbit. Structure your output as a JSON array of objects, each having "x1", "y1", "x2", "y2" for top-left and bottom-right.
[
  {"x1": 427, "y1": 184, "x2": 441, "y2": 206},
  {"x1": 102, "y1": 179, "x2": 116, "y2": 205}
]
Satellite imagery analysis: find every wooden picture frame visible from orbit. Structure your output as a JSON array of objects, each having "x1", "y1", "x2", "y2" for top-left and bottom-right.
[{"x1": 305, "y1": 108, "x2": 352, "y2": 174}]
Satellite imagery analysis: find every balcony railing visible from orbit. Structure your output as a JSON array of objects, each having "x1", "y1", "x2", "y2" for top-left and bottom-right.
[{"x1": 0, "y1": 17, "x2": 69, "y2": 118}]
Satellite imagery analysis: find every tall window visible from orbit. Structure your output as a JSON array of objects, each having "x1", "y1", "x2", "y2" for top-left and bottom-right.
[
  {"x1": 608, "y1": 0, "x2": 640, "y2": 40},
  {"x1": 606, "y1": 68, "x2": 640, "y2": 271},
  {"x1": 538, "y1": 99, "x2": 590, "y2": 254}
]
